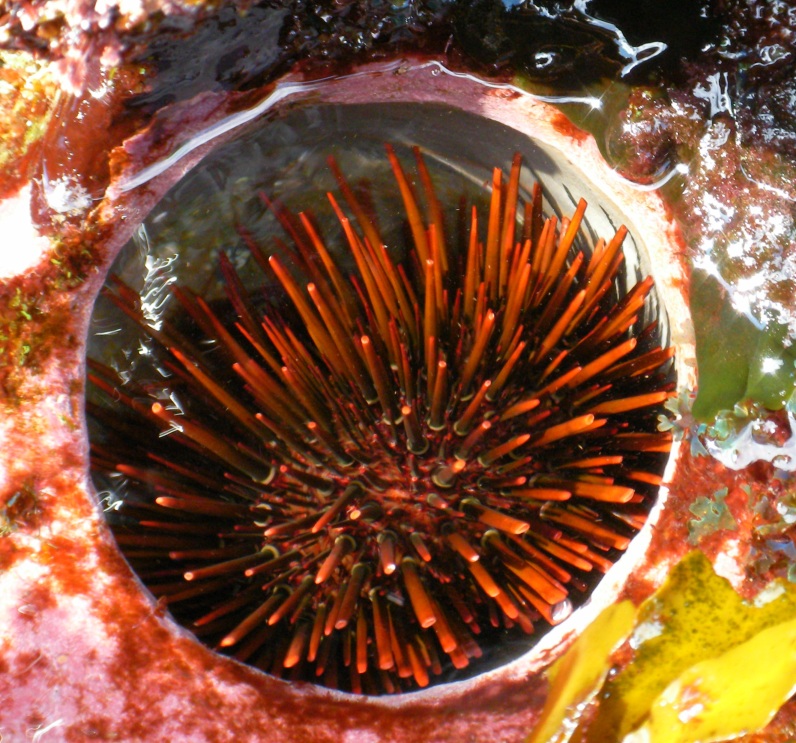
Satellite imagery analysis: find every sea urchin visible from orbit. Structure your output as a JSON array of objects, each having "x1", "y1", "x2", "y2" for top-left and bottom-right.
[{"x1": 87, "y1": 145, "x2": 673, "y2": 695}]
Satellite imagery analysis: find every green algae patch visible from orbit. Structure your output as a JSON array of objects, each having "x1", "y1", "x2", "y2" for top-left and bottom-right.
[
  {"x1": 0, "y1": 253, "x2": 94, "y2": 404},
  {"x1": 0, "y1": 51, "x2": 57, "y2": 197},
  {"x1": 691, "y1": 270, "x2": 796, "y2": 422},
  {"x1": 687, "y1": 487, "x2": 738, "y2": 545},
  {"x1": 691, "y1": 271, "x2": 758, "y2": 421}
]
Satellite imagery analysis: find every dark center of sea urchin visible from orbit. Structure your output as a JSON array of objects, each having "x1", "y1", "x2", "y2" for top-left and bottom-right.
[{"x1": 88, "y1": 145, "x2": 674, "y2": 695}]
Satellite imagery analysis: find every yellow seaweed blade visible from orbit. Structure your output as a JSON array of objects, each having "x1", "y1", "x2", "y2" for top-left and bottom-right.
[
  {"x1": 624, "y1": 615, "x2": 796, "y2": 743},
  {"x1": 527, "y1": 600, "x2": 636, "y2": 743},
  {"x1": 584, "y1": 551, "x2": 796, "y2": 742}
]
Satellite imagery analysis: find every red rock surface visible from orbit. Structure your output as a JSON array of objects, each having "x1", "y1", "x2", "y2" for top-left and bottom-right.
[{"x1": 0, "y1": 39, "x2": 790, "y2": 743}]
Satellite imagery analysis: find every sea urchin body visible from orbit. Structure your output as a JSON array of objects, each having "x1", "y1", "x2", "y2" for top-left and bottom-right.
[{"x1": 88, "y1": 145, "x2": 673, "y2": 695}]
